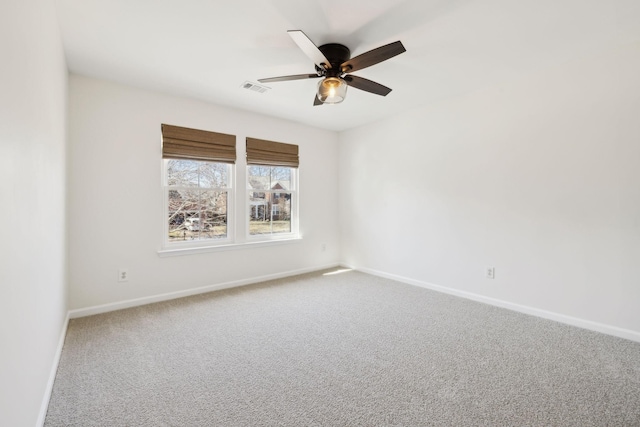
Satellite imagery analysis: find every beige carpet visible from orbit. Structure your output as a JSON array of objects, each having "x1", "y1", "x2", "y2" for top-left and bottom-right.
[{"x1": 45, "y1": 269, "x2": 640, "y2": 426}]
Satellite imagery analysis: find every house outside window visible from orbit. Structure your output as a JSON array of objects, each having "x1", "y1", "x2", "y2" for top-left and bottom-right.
[{"x1": 247, "y1": 165, "x2": 296, "y2": 237}]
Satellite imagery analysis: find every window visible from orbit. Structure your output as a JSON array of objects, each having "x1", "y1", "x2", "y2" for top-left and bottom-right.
[
  {"x1": 161, "y1": 124, "x2": 236, "y2": 248},
  {"x1": 246, "y1": 137, "x2": 299, "y2": 240},
  {"x1": 165, "y1": 159, "x2": 232, "y2": 243},
  {"x1": 248, "y1": 165, "x2": 296, "y2": 237},
  {"x1": 159, "y1": 127, "x2": 301, "y2": 253}
]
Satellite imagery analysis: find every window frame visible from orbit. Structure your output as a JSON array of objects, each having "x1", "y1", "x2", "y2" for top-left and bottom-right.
[
  {"x1": 246, "y1": 165, "x2": 299, "y2": 242},
  {"x1": 161, "y1": 159, "x2": 235, "y2": 250}
]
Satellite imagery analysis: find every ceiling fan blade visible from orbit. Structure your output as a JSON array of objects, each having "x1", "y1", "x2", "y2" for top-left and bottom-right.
[
  {"x1": 313, "y1": 94, "x2": 323, "y2": 106},
  {"x1": 258, "y1": 74, "x2": 321, "y2": 83},
  {"x1": 341, "y1": 41, "x2": 406, "y2": 73},
  {"x1": 288, "y1": 30, "x2": 332, "y2": 70},
  {"x1": 344, "y1": 75, "x2": 392, "y2": 96}
]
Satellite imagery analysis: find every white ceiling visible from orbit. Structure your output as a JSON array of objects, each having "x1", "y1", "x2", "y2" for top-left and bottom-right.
[{"x1": 55, "y1": 0, "x2": 640, "y2": 132}]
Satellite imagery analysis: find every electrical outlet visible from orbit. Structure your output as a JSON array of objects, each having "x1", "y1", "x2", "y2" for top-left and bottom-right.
[
  {"x1": 118, "y1": 269, "x2": 129, "y2": 282},
  {"x1": 486, "y1": 267, "x2": 495, "y2": 279},
  {"x1": 321, "y1": 243, "x2": 327, "y2": 252}
]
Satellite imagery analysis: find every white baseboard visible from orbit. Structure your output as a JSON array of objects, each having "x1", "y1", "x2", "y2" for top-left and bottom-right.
[
  {"x1": 69, "y1": 263, "x2": 341, "y2": 319},
  {"x1": 350, "y1": 265, "x2": 640, "y2": 344},
  {"x1": 37, "y1": 310, "x2": 70, "y2": 427}
]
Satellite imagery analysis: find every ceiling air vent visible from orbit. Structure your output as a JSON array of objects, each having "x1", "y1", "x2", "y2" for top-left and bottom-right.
[{"x1": 241, "y1": 81, "x2": 270, "y2": 94}]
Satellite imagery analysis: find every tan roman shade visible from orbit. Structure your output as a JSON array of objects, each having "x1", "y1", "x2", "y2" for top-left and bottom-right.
[
  {"x1": 162, "y1": 124, "x2": 236, "y2": 163},
  {"x1": 246, "y1": 137, "x2": 299, "y2": 168}
]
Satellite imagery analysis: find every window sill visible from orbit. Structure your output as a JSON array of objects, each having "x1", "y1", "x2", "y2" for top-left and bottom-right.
[{"x1": 157, "y1": 236, "x2": 302, "y2": 257}]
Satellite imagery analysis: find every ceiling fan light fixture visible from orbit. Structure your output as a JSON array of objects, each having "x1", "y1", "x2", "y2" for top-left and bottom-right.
[
  {"x1": 258, "y1": 31, "x2": 406, "y2": 106},
  {"x1": 317, "y1": 77, "x2": 347, "y2": 104}
]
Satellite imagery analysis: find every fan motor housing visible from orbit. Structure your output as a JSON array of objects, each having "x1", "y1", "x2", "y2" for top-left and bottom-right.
[{"x1": 315, "y1": 43, "x2": 351, "y2": 77}]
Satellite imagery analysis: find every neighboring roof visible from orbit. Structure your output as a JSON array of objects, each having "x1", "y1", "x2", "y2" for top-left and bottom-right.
[{"x1": 248, "y1": 176, "x2": 290, "y2": 191}]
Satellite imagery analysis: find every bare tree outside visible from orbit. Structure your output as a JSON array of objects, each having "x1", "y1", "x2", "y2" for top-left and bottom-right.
[{"x1": 167, "y1": 160, "x2": 230, "y2": 242}]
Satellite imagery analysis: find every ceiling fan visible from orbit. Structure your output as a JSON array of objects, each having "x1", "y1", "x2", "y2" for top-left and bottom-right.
[{"x1": 259, "y1": 30, "x2": 406, "y2": 106}]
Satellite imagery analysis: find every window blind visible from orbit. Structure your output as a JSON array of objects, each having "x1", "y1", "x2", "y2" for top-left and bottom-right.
[
  {"x1": 162, "y1": 124, "x2": 236, "y2": 163},
  {"x1": 246, "y1": 137, "x2": 299, "y2": 168}
]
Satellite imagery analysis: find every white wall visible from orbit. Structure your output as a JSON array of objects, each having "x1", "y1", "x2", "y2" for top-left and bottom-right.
[
  {"x1": 339, "y1": 42, "x2": 640, "y2": 336},
  {"x1": 68, "y1": 75, "x2": 340, "y2": 310},
  {"x1": 0, "y1": 0, "x2": 68, "y2": 426}
]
